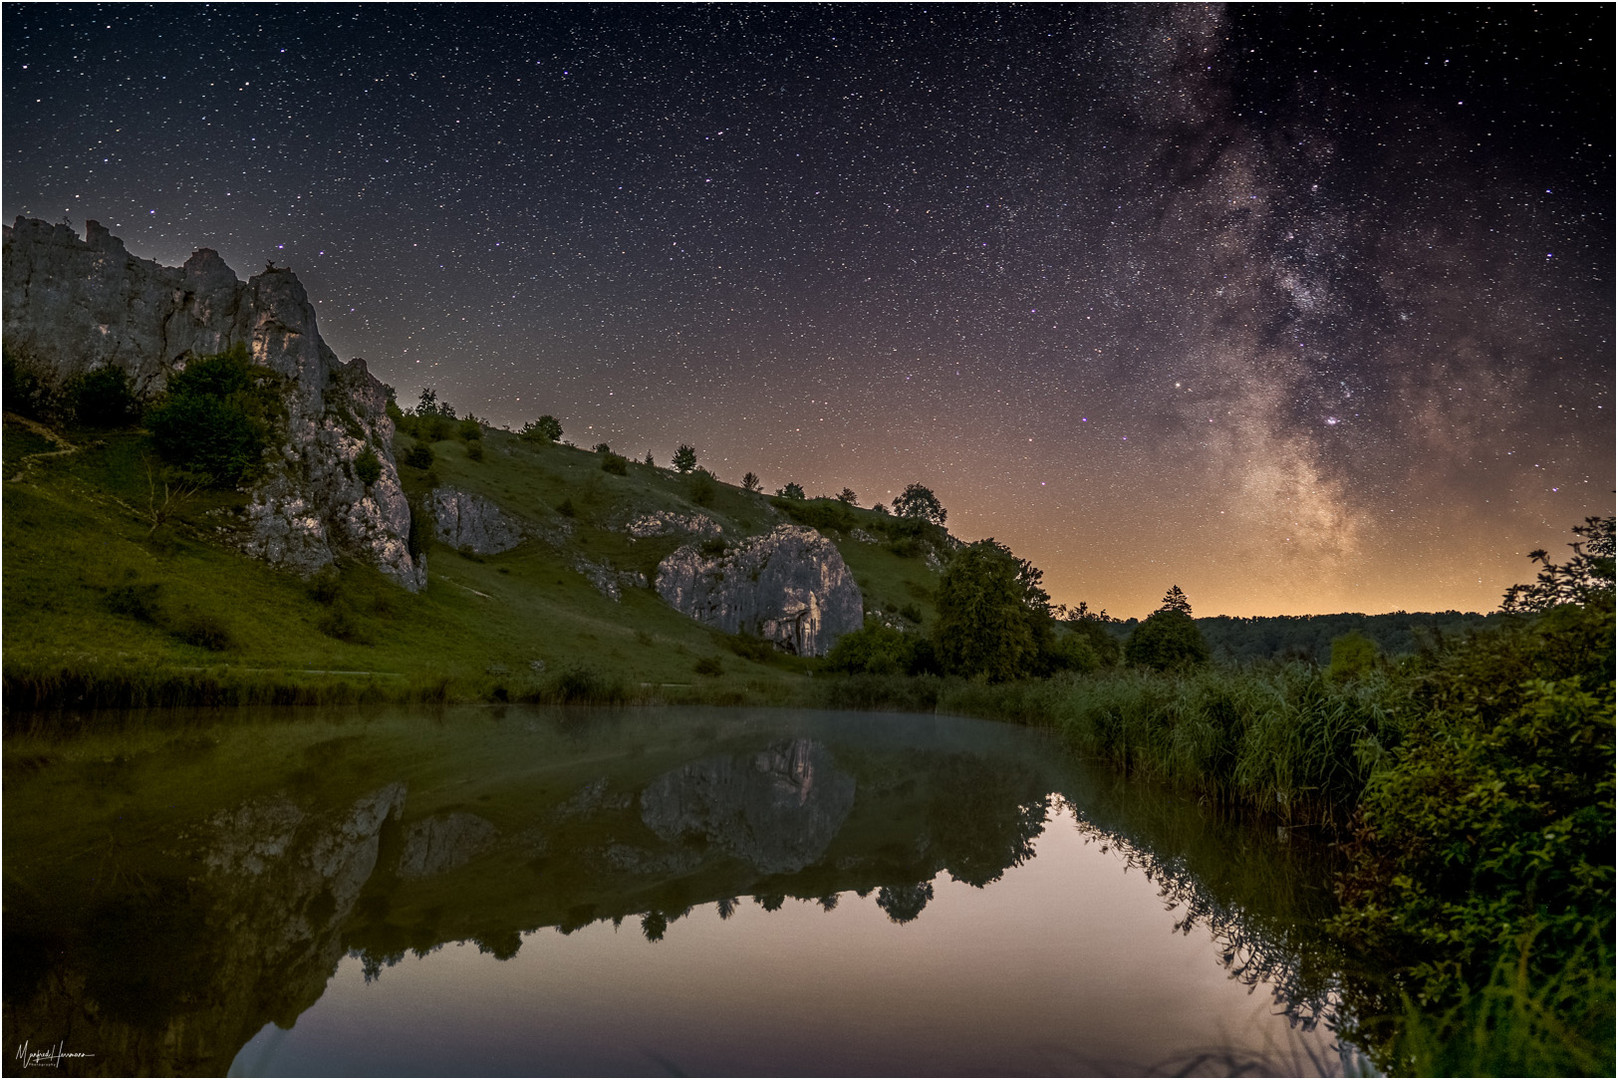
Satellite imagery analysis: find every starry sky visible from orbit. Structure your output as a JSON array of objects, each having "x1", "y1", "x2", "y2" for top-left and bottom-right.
[{"x1": 5, "y1": 4, "x2": 1612, "y2": 617}]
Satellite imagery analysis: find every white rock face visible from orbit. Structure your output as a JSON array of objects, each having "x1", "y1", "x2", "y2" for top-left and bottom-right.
[
  {"x1": 620, "y1": 509, "x2": 723, "y2": 539},
  {"x1": 2, "y1": 218, "x2": 425, "y2": 589},
  {"x1": 654, "y1": 524, "x2": 863, "y2": 656}
]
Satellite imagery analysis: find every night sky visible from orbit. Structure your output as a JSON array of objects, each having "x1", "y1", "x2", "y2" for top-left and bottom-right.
[{"x1": 5, "y1": 4, "x2": 1612, "y2": 617}]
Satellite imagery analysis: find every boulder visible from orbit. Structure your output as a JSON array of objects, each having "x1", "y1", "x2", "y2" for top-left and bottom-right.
[
  {"x1": 654, "y1": 524, "x2": 863, "y2": 655},
  {"x1": 2, "y1": 218, "x2": 425, "y2": 589}
]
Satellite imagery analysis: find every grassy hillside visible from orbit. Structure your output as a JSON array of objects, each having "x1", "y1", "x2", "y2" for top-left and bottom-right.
[{"x1": 2, "y1": 414, "x2": 947, "y2": 710}]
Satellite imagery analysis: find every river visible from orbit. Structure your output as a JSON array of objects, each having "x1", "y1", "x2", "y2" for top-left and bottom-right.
[{"x1": 3, "y1": 706, "x2": 1372, "y2": 1076}]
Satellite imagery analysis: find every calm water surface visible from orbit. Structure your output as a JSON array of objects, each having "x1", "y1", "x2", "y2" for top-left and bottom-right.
[{"x1": 3, "y1": 706, "x2": 1367, "y2": 1076}]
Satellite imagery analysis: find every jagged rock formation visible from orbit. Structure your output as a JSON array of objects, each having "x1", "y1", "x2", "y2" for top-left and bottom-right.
[
  {"x1": 573, "y1": 555, "x2": 648, "y2": 602},
  {"x1": 640, "y1": 739, "x2": 856, "y2": 875},
  {"x1": 654, "y1": 524, "x2": 863, "y2": 655},
  {"x1": 432, "y1": 488, "x2": 525, "y2": 554},
  {"x1": 618, "y1": 509, "x2": 723, "y2": 539},
  {"x1": 396, "y1": 811, "x2": 500, "y2": 880},
  {"x1": 2, "y1": 218, "x2": 424, "y2": 589}
]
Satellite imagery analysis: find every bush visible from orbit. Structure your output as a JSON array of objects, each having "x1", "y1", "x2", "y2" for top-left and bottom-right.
[
  {"x1": 673, "y1": 443, "x2": 698, "y2": 473},
  {"x1": 458, "y1": 417, "x2": 483, "y2": 442},
  {"x1": 465, "y1": 439, "x2": 484, "y2": 462},
  {"x1": 824, "y1": 624, "x2": 913, "y2": 676},
  {"x1": 687, "y1": 469, "x2": 717, "y2": 506},
  {"x1": 170, "y1": 610, "x2": 236, "y2": 651},
  {"x1": 775, "y1": 481, "x2": 805, "y2": 500},
  {"x1": 354, "y1": 446, "x2": 383, "y2": 486},
  {"x1": 70, "y1": 365, "x2": 139, "y2": 427},
  {"x1": 601, "y1": 451, "x2": 628, "y2": 475},
  {"x1": 698, "y1": 537, "x2": 728, "y2": 559},
  {"x1": 145, "y1": 344, "x2": 284, "y2": 487},
  {"x1": 556, "y1": 498, "x2": 576, "y2": 518},
  {"x1": 694, "y1": 656, "x2": 724, "y2": 677},
  {"x1": 402, "y1": 442, "x2": 435, "y2": 470},
  {"x1": 104, "y1": 581, "x2": 164, "y2": 623},
  {"x1": 519, "y1": 415, "x2": 563, "y2": 443}
]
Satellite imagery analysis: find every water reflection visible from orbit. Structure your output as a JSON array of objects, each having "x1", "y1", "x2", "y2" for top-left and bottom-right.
[{"x1": 2, "y1": 706, "x2": 1363, "y2": 1076}]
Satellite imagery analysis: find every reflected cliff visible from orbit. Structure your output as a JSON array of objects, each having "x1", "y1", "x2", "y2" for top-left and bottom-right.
[{"x1": 3, "y1": 706, "x2": 1358, "y2": 1076}]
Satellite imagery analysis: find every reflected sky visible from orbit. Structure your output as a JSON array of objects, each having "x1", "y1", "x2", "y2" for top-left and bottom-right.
[{"x1": 234, "y1": 803, "x2": 1343, "y2": 1078}]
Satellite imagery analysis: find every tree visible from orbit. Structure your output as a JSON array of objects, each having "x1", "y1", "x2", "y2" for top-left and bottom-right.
[
  {"x1": 741, "y1": 471, "x2": 761, "y2": 493},
  {"x1": 673, "y1": 443, "x2": 698, "y2": 474},
  {"x1": 146, "y1": 344, "x2": 284, "y2": 487},
  {"x1": 871, "y1": 501, "x2": 889, "y2": 515},
  {"x1": 1124, "y1": 608, "x2": 1209, "y2": 671},
  {"x1": 69, "y1": 365, "x2": 139, "y2": 427},
  {"x1": 894, "y1": 482, "x2": 946, "y2": 526},
  {"x1": 836, "y1": 487, "x2": 858, "y2": 505},
  {"x1": 1502, "y1": 515, "x2": 1616, "y2": 613},
  {"x1": 1159, "y1": 585, "x2": 1192, "y2": 615},
  {"x1": 644, "y1": 451, "x2": 655, "y2": 466},
  {"x1": 934, "y1": 539, "x2": 1048, "y2": 681},
  {"x1": 519, "y1": 415, "x2": 563, "y2": 443},
  {"x1": 414, "y1": 387, "x2": 456, "y2": 420},
  {"x1": 776, "y1": 481, "x2": 806, "y2": 500}
]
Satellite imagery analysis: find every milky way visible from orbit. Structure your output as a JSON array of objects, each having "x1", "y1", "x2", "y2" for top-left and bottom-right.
[{"x1": 5, "y1": 5, "x2": 1611, "y2": 615}]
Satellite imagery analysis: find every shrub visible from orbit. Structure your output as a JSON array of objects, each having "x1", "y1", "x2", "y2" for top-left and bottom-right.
[
  {"x1": 145, "y1": 344, "x2": 284, "y2": 487},
  {"x1": 687, "y1": 469, "x2": 717, "y2": 506},
  {"x1": 317, "y1": 604, "x2": 372, "y2": 644},
  {"x1": 354, "y1": 446, "x2": 383, "y2": 486},
  {"x1": 519, "y1": 415, "x2": 563, "y2": 443},
  {"x1": 825, "y1": 623, "x2": 912, "y2": 676},
  {"x1": 775, "y1": 481, "x2": 806, "y2": 500},
  {"x1": 465, "y1": 439, "x2": 484, "y2": 462},
  {"x1": 601, "y1": 452, "x2": 628, "y2": 475},
  {"x1": 698, "y1": 537, "x2": 728, "y2": 559},
  {"x1": 694, "y1": 656, "x2": 724, "y2": 677},
  {"x1": 592, "y1": 442, "x2": 612, "y2": 454},
  {"x1": 673, "y1": 443, "x2": 698, "y2": 473},
  {"x1": 457, "y1": 417, "x2": 483, "y2": 442},
  {"x1": 723, "y1": 634, "x2": 778, "y2": 662},
  {"x1": 556, "y1": 498, "x2": 576, "y2": 518},
  {"x1": 2, "y1": 353, "x2": 58, "y2": 420},
  {"x1": 70, "y1": 365, "x2": 139, "y2": 427},
  {"x1": 171, "y1": 610, "x2": 236, "y2": 651},
  {"x1": 402, "y1": 442, "x2": 435, "y2": 470},
  {"x1": 104, "y1": 581, "x2": 164, "y2": 623},
  {"x1": 1328, "y1": 631, "x2": 1379, "y2": 681},
  {"x1": 741, "y1": 471, "x2": 761, "y2": 492}
]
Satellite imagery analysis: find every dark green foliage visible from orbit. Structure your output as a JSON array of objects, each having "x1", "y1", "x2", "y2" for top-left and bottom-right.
[
  {"x1": 1196, "y1": 610, "x2": 1509, "y2": 665},
  {"x1": 519, "y1": 415, "x2": 563, "y2": 443},
  {"x1": 402, "y1": 442, "x2": 435, "y2": 470},
  {"x1": 698, "y1": 537, "x2": 728, "y2": 559},
  {"x1": 1159, "y1": 584, "x2": 1192, "y2": 614},
  {"x1": 933, "y1": 539, "x2": 1048, "y2": 682},
  {"x1": 772, "y1": 496, "x2": 855, "y2": 534},
  {"x1": 721, "y1": 633, "x2": 778, "y2": 662},
  {"x1": 530, "y1": 664, "x2": 629, "y2": 704},
  {"x1": 1062, "y1": 615, "x2": 1123, "y2": 667},
  {"x1": 824, "y1": 623, "x2": 914, "y2": 676},
  {"x1": 893, "y1": 482, "x2": 946, "y2": 526},
  {"x1": 1502, "y1": 514, "x2": 1615, "y2": 613},
  {"x1": 413, "y1": 387, "x2": 456, "y2": 420},
  {"x1": 406, "y1": 492, "x2": 434, "y2": 559},
  {"x1": 555, "y1": 498, "x2": 576, "y2": 518},
  {"x1": 103, "y1": 581, "x2": 164, "y2": 623},
  {"x1": 465, "y1": 439, "x2": 484, "y2": 462},
  {"x1": 673, "y1": 443, "x2": 697, "y2": 474},
  {"x1": 899, "y1": 602, "x2": 923, "y2": 624},
  {"x1": 1125, "y1": 609, "x2": 1209, "y2": 671},
  {"x1": 145, "y1": 344, "x2": 284, "y2": 487},
  {"x1": 354, "y1": 446, "x2": 383, "y2": 486},
  {"x1": 694, "y1": 656, "x2": 724, "y2": 676},
  {"x1": 457, "y1": 417, "x2": 483, "y2": 442},
  {"x1": 774, "y1": 481, "x2": 805, "y2": 500},
  {"x1": 643, "y1": 450, "x2": 655, "y2": 467},
  {"x1": 600, "y1": 452, "x2": 628, "y2": 475},
  {"x1": 741, "y1": 471, "x2": 760, "y2": 492},
  {"x1": 836, "y1": 487, "x2": 857, "y2": 504},
  {"x1": 2, "y1": 353, "x2": 57, "y2": 420},
  {"x1": 69, "y1": 365, "x2": 139, "y2": 427},
  {"x1": 1327, "y1": 631, "x2": 1379, "y2": 681},
  {"x1": 170, "y1": 609, "x2": 236, "y2": 651},
  {"x1": 592, "y1": 442, "x2": 612, "y2": 454},
  {"x1": 686, "y1": 468, "x2": 717, "y2": 505}
]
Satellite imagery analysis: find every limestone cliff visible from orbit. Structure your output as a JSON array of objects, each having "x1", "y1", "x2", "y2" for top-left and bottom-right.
[
  {"x1": 2, "y1": 217, "x2": 425, "y2": 589},
  {"x1": 654, "y1": 524, "x2": 863, "y2": 655}
]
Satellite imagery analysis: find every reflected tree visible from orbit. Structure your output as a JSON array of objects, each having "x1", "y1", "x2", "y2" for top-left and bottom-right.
[
  {"x1": 876, "y1": 882, "x2": 934, "y2": 924},
  {"x1": 641, "y1": 911, "x2": 668, "y2": 941}
]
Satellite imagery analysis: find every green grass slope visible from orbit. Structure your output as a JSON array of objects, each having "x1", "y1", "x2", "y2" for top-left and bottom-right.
[{"x1": 3, "y1": 416, "x2": 947, "y2": 709}]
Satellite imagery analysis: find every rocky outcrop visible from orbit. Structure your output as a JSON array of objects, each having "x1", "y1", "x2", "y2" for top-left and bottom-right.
[
  {"x1": 573, "y1": 556, "x2": 648, "y2": 602},
  {"x1": 619, "y1": 509, "x2": 723, "y2": 539},
  {"x1": 654, "y1": 524, "x2": 863, "y2": 655},
  {"x1": 640, "y1": 739, "x2": 856, "y2": 875},
  {"x1": 396, "y1": 811, "x2": 499, "y2": 880},
  {"x1": 2, "y1": 218, "x2": 424, "y2": 589},
  {"x1": 432, "y1": 488, "x2": 525, "y2": 554}
]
